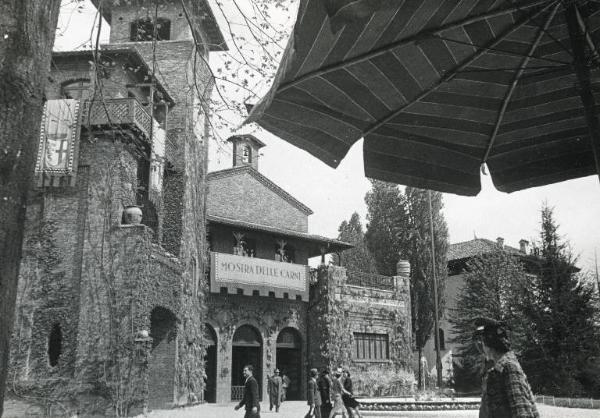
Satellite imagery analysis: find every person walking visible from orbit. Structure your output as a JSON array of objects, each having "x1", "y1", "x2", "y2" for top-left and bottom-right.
[
  {"x1": 341, "y1": 368, "x2": 361, "y2": 418},
  {"x1": 234, "y1": 365, "x2": 260, "y2": 418},
  {"x1": 317, "y1": 368, "x2": 333, "y2": 418},
  {"x1": 329, "y1": 368, "x2": 347, "y2": 417},
  {"x1": 267, "y1": 369, "x2": 283, "y2": 412},
  {"x1": 306, "y1": 368, "x2": 322, "y2": 418},
  {"x1": 474, "y1": 317, "x2": 539, "y2": 418},
  {"x1": 281, "y1": 372, "x2": 291, "y2": 401}
]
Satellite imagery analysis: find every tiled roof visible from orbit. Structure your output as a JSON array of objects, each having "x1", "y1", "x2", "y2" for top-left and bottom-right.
[
  {"x1": 207, "y1": 165, "x2": 314, "y2": 215},
  {"x1": 207, "y1": 215, "x2": 353, "y2": 252},
  {"x1": 448, "y1": 238, "x2": 522, "y2": 261}
]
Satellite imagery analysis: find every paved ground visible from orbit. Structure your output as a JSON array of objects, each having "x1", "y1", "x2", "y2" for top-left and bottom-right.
[
  {"x1": 4, "y1": 398, "x2": 599, "y2": 417},
  {"x1": 142, "y1": 401, "x2": 599, "y2": 418}
]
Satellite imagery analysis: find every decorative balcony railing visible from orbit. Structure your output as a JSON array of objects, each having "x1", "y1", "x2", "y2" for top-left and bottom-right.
[
  {"x1": 231, "y1": 385, "x2": 244, "y2": 401},
  {"x1": 81, "y1": 98, "x2": 154, "y2": 142},
  {"x1": 346, "y1": 270, "x2": 395, "y2": 290}
]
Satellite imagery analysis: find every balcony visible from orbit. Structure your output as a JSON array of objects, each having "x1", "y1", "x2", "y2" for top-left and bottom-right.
[
  {"x1": 209, "y1": 252, "x2": 309, "y2": 301},
  {"x1": 81, "y1": 98, "x2": 156, "y2": 143}
]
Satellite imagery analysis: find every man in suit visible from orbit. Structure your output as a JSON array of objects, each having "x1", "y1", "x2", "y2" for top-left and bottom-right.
[
  {"x1": 307, "y1": 368, "x2": 322, "y2": 418},
  {"x1": 317, "y1": 368, "x2": 332, "y2": 418},
  {"x1": 234, "y1": 365, "x2": 260, "y2": 417}
]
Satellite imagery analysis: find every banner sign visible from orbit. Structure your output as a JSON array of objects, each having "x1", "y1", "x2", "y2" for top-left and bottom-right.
[
  {"x1": 35, "y1": 99, "x2": 81, "y2": 186},
  {"x1": 210, "y1": 252, "x2": 308, "y2": 299}
]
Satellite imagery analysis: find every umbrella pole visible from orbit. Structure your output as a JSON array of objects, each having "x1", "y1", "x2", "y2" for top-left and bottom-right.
[
  {"x1": 565, "y1": 5, "x2": 600, "y2": 183},
  {"x1": 428, "y1": 190, "x2": 443, "y2": 389}
]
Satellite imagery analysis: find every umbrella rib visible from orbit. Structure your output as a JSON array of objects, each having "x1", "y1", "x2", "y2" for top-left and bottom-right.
[
  {"x1": 435, "y1": 35, "x2": 570, "y2": 66},
  {"x1": 482, "y1": 2, "x2": 561, "y2": 166},
  {"x1": 575, "y1": 7, "x2": 600, "y2": 66},
  {"x1": 279, "y1": 0, "x2": 553, "y2": 92},
  {"x1": 361, "y1": 3, "x2": 556, "y2": 139}
]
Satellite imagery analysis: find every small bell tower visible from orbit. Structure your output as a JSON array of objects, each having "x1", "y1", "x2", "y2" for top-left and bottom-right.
[{"x1": 228, "y1": 134, "x2": 266, "y2": 171}]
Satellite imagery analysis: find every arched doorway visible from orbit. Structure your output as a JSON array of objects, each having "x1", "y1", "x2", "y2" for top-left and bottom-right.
[
  {"x1": 231, "y1": 325, "x2": 262, "y2": 401},
  {"x1": 203, "y1": 324, "x2": 217, "y2": 403},
  {"x1": 276, "y1": 328, "x2": 302, "y2": 400},
  {"x1": 148, "y1": 307, "x2": 177, "y2": 409}
]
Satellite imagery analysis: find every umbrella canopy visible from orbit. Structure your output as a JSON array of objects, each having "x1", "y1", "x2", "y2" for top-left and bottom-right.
[{"x1": 247, "y1": 0, "x2": 600, "y2": 195}]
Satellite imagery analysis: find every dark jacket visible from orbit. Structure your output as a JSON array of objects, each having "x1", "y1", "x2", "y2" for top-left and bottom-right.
[
  {"x1": 307, "y1": 377, "x2": 322, "y2": 406},
  {"x1": 317, "y1": 374, "x2": 332, "y2": 405},
  {"x1": 238, "y1": 375, "x2": 260, "y2": 412}
]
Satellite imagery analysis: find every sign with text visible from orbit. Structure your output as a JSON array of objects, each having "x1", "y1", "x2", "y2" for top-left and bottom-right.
[{"x1": 210, "y1": 252, "x2": 308, "y2": 298}]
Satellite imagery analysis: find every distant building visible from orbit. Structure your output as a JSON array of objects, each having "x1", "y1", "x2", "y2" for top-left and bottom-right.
[{"x1": 422, "y1": 237, "x2": 536, "y2": 382}]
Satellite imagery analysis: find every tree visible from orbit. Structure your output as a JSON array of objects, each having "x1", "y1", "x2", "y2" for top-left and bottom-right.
[
  {"x1": 0, "y1": 1, "x2": 62, "y2": 415},
  {"x1": 519, "y1": 204, "x2": 600, "y2": 397},
  {"x1": 449, "y1": 249, "x2": 528, "y2": 391},
  {"x1": 331, "y1": 212, "x2": 377, "y2": 274},
  {"x1": 364, "y1": 180, "x2": 406, "y2": 276},
  {"x1": 403, "y1": 187, "x2": 448, "y2": 389}
]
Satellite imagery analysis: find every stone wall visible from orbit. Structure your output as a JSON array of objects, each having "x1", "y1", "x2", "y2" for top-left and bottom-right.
[{"x1": 308, "y1": 265, "x2": 412, "y2": 378}]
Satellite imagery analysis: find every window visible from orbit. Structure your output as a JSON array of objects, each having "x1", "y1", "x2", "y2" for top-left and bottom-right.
[
  {"x1": 130, "y1": 17, "x2": 171, "y2": 41},
  {"x1": 439, "y1": 328, "x2": 445, "y2": 351},
  {"x1": 353, "y1": 332, "x2": 389, "y2": 361},
  {"x1": 242, "y1": 145, "x2": 252, "y2": 163},
  {"x1": 48, "y1": 323, "x2": 63, "y2": 367},
  {"x1": 62, "y1": 79, "x2": 92, "y2": 100}
]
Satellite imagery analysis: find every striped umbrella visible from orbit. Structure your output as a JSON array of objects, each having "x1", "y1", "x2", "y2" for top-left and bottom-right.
[{"x1": 247, "y1": 0, "x2": 600, "y2": 196}]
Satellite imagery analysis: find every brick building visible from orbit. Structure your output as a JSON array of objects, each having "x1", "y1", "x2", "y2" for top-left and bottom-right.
[
  {"x1": 203, "y1": 135, "x2": 413, "y2": 403},
  {"x1": 9, "y1": 0, "x2": 226, "y2": 413}
]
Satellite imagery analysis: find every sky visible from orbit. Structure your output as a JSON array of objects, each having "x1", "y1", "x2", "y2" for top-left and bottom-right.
[{"x1": 55, "y1": 0, "x2": 600, "y2": 274}]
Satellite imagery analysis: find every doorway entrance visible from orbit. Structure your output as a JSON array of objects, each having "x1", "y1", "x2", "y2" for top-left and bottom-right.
[
  {"x1": 203, "y1": 324, "x2": 217, "y2": 403},
  {"x1": 231, "y1": 325, "x2": 262, "y2": 401},
  {"x1": 148, "y1": 307, "x2": 177, "y2": 409},
  {"x1": 276, "y1": 328, "x2": 302, "y2": 400}
]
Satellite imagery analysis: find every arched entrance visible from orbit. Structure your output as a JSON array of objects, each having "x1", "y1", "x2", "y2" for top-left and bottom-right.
[
  {"x1": 203, "y1": 324, "x2": 217, "y2": 403},
  {"x1": 276, "y1": 328, "x2": 302, "y2": 400},
  {"x1": 231, "y1": 325, "x2": 262, "y2": 401},
  {"x1": 148, "y1": 307, "x2": 177, "y2": 409}
]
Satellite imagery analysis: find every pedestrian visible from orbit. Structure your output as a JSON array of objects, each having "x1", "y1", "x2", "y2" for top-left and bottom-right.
[
  {"x1": 341, "y1": 368, "x2": 361, "y2": 418},
  {"x1": 329, "y1": 367, "x2": 346, "y2": 417},
  {"x1": 474, "y1": 317, "x2": 539, "y2": 418},
  {"x1": 267, "y1": 368, "x2": 283, "y2": 412},
  {"x1": 281, "y1": 372, "x2": 291, "y2": 402},
  {"x1": 328, "y1": 393, "x2": 348, "y2": 418},
  {"x1": 306, "y1": 368, "x2": 322, "y2": 418},
  {"x1": 234, "y1": 364, "x2": 260, "y2": 418},
  {"x1": 318, "y1": 368, "x2": 333, "y2": 418}
]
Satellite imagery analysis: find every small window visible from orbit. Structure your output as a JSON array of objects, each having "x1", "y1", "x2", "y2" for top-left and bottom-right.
[
  {"x1": 252, "y1": 290, "x2": 260, "y2": 297},
  {"x1": 130, "y1": 17, "x2": 171, "y2": 41},
  {"x1": 62, "y1": 79, "x2": 92, "y2": 100},
  {"x1": 353, "y1": 332, "x2": 389, "y2": 361},
  {"x1": 439, "y1": 328, "x2": 445, "y2": 351},
  {"x1": 295, "y1": 295, "x2": 302, "y2": 301},
  {"x1": 268, "y1": 291, "x2": 275, "y2": 298},
  {"x1": 220, "y1": 287, "x2": 228, "y2": 295},
  {"x1": 242, "y1": 145, "x2": 252, "y2": 164},
  {"x1": 283, "y1": 292, "x2": 289, "y2": 299},
  {"x1": 48, "y1": 323, "x2": 63, "y2": 367},
  {"x1": 237, "y1": 288, "x2": 244, "y2": 295}
]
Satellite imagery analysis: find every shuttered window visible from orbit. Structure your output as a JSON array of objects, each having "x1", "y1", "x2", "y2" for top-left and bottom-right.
[{"x1": 353, "y1": 332, "x2": 389, "y2": 360}]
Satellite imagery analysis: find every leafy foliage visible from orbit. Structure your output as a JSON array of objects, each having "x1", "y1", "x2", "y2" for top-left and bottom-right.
[
  {"x1": 332, "y1": 212, "x2": 377, "y2": 273},
  {"x1": 450, "y1": 203, "x2": 600, "y2": 396},
  {"x1": 449, "y1": 248, "x2": 528, "y2": 391},
  {"x1": 364, "y1": 180, "x2": 406, "y2": 276}
]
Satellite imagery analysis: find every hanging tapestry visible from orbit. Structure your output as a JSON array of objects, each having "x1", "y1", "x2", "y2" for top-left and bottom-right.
[{"x1": 35, "y1": 99, "x2": 81, "y2": 187}]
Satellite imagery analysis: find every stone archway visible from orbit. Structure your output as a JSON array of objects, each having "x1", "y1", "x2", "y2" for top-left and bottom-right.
[
  {"x1": 203, "y1": 324, "x2": 217, "y2": 403},
  {"x1": 148, "y1": 307, "x2": 177, "y2": 409},
  {"x1": 276, "y1": 327, "x2": 302, "y2": 401},
  {"x1": 231, "y1": 325, "x2": 262, "y2": 401}
]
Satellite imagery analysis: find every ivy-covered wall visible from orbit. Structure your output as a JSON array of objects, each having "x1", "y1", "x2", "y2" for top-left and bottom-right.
[{"x1": 308, "y1": 266, "x2": 412, "y2": 380}]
